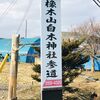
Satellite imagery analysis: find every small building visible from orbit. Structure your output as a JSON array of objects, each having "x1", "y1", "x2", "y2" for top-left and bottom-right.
[{"x1": 0, "y1": 37, "x2": 40, "y2": 63}]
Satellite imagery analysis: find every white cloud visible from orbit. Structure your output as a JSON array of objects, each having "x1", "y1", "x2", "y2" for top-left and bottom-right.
[{"x1": 0, "y1": 0, "x2": 100, "y2": 38}]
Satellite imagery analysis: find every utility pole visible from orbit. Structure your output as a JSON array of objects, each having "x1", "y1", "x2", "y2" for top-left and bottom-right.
[
  {"x1": 25, "y1": 20, "x2": 27, "y2": 38},
  {"x1": 8, "y1": 34, "x2": 20, "y2": 100}
]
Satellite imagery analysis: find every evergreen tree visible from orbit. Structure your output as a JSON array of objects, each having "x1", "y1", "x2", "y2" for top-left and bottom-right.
[
  {"x1": 31, "y1": 39, "x2": 89, "y2": 85},
  {"x1": 31, "y1": 64, "x2": 41, "y2": 82},
  {"x1": 31, "y1": 46, "x2": 41, "y2": 82},
  {"x1": 62, "y1": 39, "x2": 89, "y2": 70},
  {"x1": 62, "y1": 39, "x2": 89, "y2": 86}
]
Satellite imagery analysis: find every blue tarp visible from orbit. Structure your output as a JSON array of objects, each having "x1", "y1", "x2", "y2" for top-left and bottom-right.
[
  {"x1": 84, "y1": 57, "x2": 100, "y2": 71},
  {"x1": 0, "y1": 37, "x2": 40, "y2": 63}
]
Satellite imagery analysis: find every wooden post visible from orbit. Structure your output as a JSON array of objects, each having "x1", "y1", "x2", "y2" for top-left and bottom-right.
[{"x1": 8, "y1": 34, "x2": 20, "y2": 100}]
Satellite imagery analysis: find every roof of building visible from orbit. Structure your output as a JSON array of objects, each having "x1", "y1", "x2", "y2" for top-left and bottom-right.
[{"x1": 0, "y1": 37, "x2": 40, "y2": 54}]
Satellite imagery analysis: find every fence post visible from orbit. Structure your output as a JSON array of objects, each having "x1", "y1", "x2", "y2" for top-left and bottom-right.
[{"x1": 8, "y1": 34, "x2": 20, "y2": 100}]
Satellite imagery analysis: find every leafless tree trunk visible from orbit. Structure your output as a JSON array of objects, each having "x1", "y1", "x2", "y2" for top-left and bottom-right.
[
  {"x1": 71, "y1": 19, "x2": 100, "y2": 72},
  {"x1": 91, "y1": 56, "x2": 95, "y2": 72}
]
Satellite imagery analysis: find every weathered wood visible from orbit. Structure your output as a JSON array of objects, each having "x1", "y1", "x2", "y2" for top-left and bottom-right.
[{"x1": 8, "y1": 34, "x2": 20, "y2": 100}]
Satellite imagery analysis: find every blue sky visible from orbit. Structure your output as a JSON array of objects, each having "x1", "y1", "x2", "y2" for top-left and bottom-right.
[{"x1": 0, "y1": 0, "x2": 100, "y2": 38}]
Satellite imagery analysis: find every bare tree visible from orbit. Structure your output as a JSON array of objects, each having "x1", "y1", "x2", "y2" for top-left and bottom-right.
[{"x1": 72, "y1": 19, "x2": 100, "y2": 72}]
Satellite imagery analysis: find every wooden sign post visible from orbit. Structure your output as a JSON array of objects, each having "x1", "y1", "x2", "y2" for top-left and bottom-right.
[
  {"x1": 41, "y1": 0, "x2": 62, "y2": 100},
  {"x1": 8, "y1": 34, "x2": 19, "y2": 100}
]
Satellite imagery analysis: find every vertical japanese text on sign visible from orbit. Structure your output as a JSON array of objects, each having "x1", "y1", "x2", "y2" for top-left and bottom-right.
[{"x1": 41, "y1": 0, "x2": 62, "y2": 89}]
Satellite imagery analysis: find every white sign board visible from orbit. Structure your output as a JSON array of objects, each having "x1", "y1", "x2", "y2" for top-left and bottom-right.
[{"x1": 41, "y1": 0, "x2": 62, "y2": 89}]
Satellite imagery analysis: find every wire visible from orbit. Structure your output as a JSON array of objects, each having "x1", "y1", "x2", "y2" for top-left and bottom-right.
[
  {"x1": 92, "y1": 0, "x2": 100, "y2": 7},
  {"x1": 0, "y1": 0, "x2": 17, "y2": 19},
  {"x1": 97, "y1": 0, "x2": 100, "y2": 3},
  {"x1": 16, "y1": 0, "x2": 33, "y2": 34}
]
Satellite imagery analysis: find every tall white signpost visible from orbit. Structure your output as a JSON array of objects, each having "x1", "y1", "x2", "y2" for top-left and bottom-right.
[{"x1": 41, "y1": 0, "x2": 62, "y2": 99}]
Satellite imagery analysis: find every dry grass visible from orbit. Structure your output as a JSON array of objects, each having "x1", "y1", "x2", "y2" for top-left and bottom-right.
[
  {"x1": 0, "y1": 63, "x2": 40, "y2": 100},
  {"x1": 0, "y1": 63, "x2": 100, "y2": 100},
  {"x1": 65, "y1": 71, "x2": 100, "y2": 100},
  {"x1": 82, "y1": 71, "x2": 100, "y2": 79}
]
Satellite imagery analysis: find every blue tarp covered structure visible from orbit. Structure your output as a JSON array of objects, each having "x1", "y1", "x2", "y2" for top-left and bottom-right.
[
  {"x1": 84, "y1": 57, "x2": 100, "y2": 71},
  {"x1": 0, "y1": 37, "x2": 40, "y2": 63}
]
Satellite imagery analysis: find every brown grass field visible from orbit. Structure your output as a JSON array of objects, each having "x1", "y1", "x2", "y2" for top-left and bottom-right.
[
  {"x1": 0, "y1": 63, "x2": 100, "y2": 100},
  {"x1": 0, "y1": 63, "x2": 40, "y2": 100}
]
